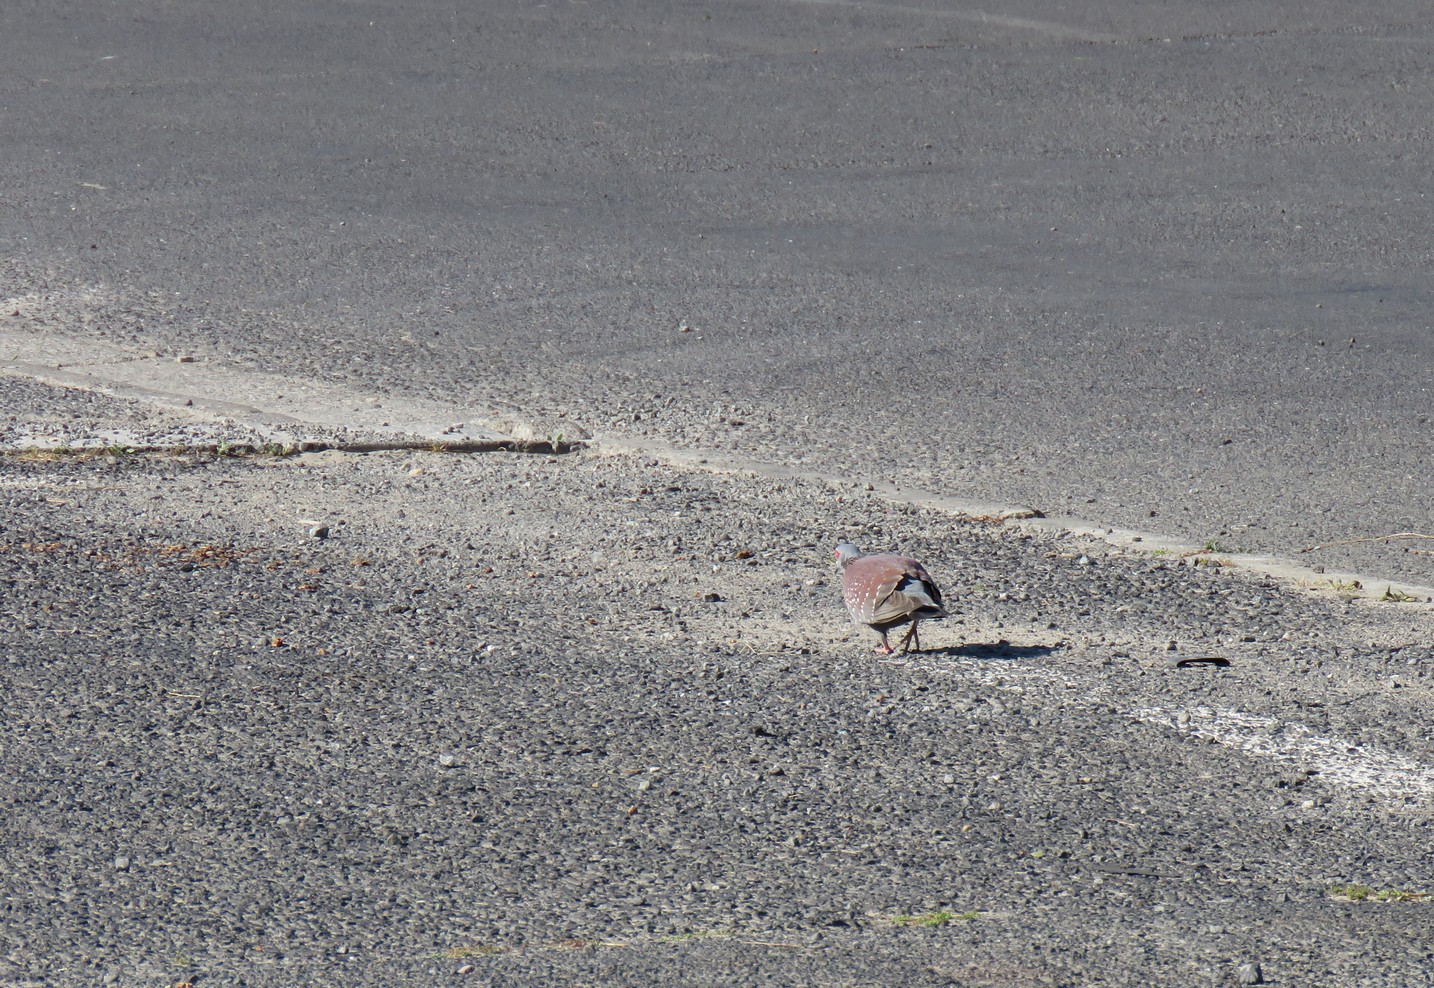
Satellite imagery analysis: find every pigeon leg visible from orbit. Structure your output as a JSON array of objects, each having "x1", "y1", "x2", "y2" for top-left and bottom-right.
[
  {"x1": 897, "y1": 621, "x2": 921, "y2": 654},
  {"x1": 874, "y1": 631, "x2": 895, "y2": 655}
]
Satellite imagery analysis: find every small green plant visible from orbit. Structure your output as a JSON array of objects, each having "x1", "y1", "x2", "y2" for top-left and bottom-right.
[
  {"x1": 1329, "y1": 884, "x2": 1428, "y2": 902},
  {"x1": 9, "y1": 447, "x2": 66, "y2": 461},
  {"x1": 1327, "y1": 578, "x2": 1363, "y2": 594},
  {"x1": 1193, "y1": 539, "x2": 1245, "y2": 555},
  {"x1": 891, "y1": 910, "x2": 979, "y2": 927},
  {"x1": 438, "y1": 942, "x2": 508, "y2": 959},
  {"x1": 1381, "y1": 586, "x2": 1420, "y2": 603}
]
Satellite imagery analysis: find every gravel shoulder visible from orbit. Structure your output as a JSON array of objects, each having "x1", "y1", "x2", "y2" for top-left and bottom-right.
[{"x1": 3, "y1": 387, "x2": 1434, "y2": 986}]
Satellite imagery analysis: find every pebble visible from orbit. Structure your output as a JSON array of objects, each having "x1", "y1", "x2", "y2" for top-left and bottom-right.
[{"x1": 1237, "y1": 961, "x2": 1264, "y2": 985}]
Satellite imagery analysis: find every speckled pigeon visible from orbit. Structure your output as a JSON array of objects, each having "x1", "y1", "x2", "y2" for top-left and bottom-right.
[{"x1": 834, "y1": 543, "x2": 948, "y2": 654}]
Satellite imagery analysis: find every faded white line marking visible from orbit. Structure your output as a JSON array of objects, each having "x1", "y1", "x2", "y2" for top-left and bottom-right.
[
  {"x1": 777, "y1": 0, "x2": 1118, "y2": 43},
  {"x1": 902, "y1": 652, "x2": 1434, "y2": 807},
  {"x1": 1133, "y1": 705, "x2": 1434, "y2": 805}
]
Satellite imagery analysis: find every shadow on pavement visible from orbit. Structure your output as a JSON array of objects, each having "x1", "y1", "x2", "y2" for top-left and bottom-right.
[{"x1": 920, "y1": 640, "x2": 1059, "y2": 661}]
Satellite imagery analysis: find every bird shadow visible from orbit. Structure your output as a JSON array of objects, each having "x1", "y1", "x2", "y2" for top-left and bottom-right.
[{"x1": 915, "y1": 640, "x2": 1058, "y2": 661}]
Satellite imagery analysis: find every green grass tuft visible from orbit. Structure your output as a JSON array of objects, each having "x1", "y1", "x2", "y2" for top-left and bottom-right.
[
  {"x1": 1330, "y1": 883, "x2": 1428, "y2": 903},
  {"x1": 438, "y1": 942, "x2": 508, "y2": 959},
  {"x1": 890, "y1": 909, "x2": 979, "y2": 927}
]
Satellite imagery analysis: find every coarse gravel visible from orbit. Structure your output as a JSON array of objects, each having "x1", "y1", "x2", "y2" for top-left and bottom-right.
[
  {"x1": 0, "y1": 374, "x2": 270, "y2": 452},
  {"x1": 3, "y1": 438, "x2": 1433, "y2": 987},
  {"x1": 7, "y1": 0, "x2": 1434, "y2": 591}
]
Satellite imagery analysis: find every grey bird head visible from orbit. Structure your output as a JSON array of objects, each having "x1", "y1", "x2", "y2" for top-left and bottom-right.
[{"x1": 833, "y1": 543, "x2": 862, "y2": 569}]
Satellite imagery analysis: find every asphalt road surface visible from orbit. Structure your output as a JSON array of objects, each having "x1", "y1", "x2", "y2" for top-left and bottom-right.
[
  {"x1": 3, "y1": 0, "x2": 1432, "y2": 586},
  {"x1": 1, "y1": 416, "x2": 1432, "y2": 986},
  {"x1": 5, "y1": 2, "x2": 1434, "y2": 985}
]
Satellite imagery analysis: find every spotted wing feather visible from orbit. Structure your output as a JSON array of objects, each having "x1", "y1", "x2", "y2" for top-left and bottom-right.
[{"x1": 844, "y1": 553, "x2": 947, "y2": 629}]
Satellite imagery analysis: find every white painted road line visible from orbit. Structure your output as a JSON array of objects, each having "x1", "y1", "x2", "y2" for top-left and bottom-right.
[{"x1": 1133, "y1": 705, "x2": 1434, "y2": 805}]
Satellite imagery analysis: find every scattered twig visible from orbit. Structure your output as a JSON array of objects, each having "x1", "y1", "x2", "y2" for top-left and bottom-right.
[
  {"x1": 1, "y1": 438, "x2": 586, "y2": 459},
  {"x1": 1298, "y1": 532, "x2": 1434, "y2": 553}
]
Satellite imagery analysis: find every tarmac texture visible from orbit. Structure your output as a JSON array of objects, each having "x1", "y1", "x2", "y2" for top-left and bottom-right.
[
  {"x1": 4, "y1": 1, "x2": 1434, "y2": 984},
  {"x1": 2, "y1": 394, "x2": 1433, "y2": 985},
  {"x1": 3, "y1": 0, "x2": 1433, "y2": 584}
]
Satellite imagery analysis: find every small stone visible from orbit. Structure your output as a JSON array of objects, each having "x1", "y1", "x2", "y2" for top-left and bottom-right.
[
  {"x1": 113, "y1": 855, "x2": 130, "y2": 871},
  {"x1": 1076, "y1": 555, "x2": 1091, "y2": 566},
  {"x1": 457, "y1": 963, "x2": 475, "y2": 974},
  {"x1": 175, "y1": 354, "x2": 196, "y2": 363},
  {"x1": 1237, "y1": 961, "x2": 1264, "y2": 985},
  {"x1": 438, "y1": 753, "x2": 457, "y2": 768},
  {"x1": 309, "y1": 525, "x2": 330, "y2": 540}
]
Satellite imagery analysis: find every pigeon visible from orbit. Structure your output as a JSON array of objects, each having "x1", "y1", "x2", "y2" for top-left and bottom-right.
[{"x1": 834, "y1": 543, "x2": 947, "y2": 654}]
